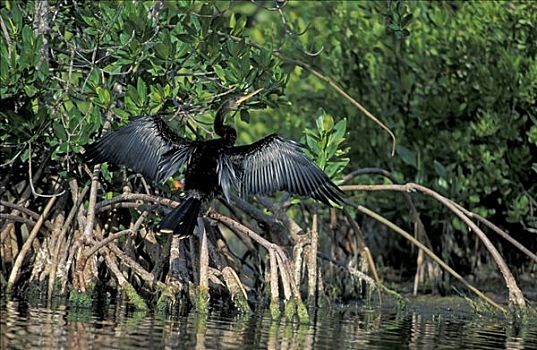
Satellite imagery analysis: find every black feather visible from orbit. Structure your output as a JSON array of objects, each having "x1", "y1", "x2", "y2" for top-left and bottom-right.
[
  {"x1": 83, "y1": 116, "x2": 194, "y2": 183},
  {"x1": 218, "y1": 134, "x2": 343, "y2": 206},
  {"x1": 159, "y1": 196, "x2": 201, "y2": 238}
]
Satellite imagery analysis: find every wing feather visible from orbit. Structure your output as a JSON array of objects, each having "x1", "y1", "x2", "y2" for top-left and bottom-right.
[
  {"x1": 83, "y1": 116, "x2": 194, "y2": 183},
  {"x1": 218, "y1": 134, "x2": 343, "y2": 206}
]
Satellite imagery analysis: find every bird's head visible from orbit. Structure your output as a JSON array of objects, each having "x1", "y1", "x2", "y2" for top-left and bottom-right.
[
  {"x1": 215, "y1": 88, "x2": 262, "y2": 145},
  {"x1": 220, "y1": 88, "x2": 263, "y2": 113}
]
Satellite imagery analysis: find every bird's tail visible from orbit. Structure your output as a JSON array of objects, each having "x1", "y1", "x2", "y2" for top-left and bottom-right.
[{"x1": 159, "y1": 197, "x2": 201, "y2": 238}]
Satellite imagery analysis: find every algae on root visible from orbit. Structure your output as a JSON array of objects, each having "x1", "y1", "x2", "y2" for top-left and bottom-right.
[
  {"x1": 156, "y1": 281, "x2": 185, "y2": 314},
  {"x1": 123, "y1": 283, "x2": 148, "y2": 310},
  {"x1": 284, "y1": 298, "x2": 297, "y2": 321},
  {"x1": 69, "y1": 289, "x2": 93, "y2": 308},
  {"x1": 194, "y1": 286, "x2": 210, "y2": 313},
  {"x1": 231, "y1": 291, "x2": 251, "y2": 314},
  {"x1": 270, "y1": 299, "x2": 281, "y2": 319},
  {"x1": 296, "y1": 298, "x2": 310, "y2": 324},
  {"x1": 156, "y1": 292, "x2": 172, "y2": 313}
]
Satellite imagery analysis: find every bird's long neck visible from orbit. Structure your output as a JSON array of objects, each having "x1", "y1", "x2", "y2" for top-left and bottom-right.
[
  {"x1": 214, "y1": 104, "x2": 237, "y2": 146},
  {"x1": 214, "y1": 105, "x2": 228, "y2": 136}
]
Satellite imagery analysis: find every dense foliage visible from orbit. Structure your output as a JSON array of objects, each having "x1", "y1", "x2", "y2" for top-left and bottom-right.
[{"x1": 244, "y1": 1, "x2": 537, "y2": 271}]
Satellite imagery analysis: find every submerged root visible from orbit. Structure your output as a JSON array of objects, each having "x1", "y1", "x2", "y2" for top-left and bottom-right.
[
  {"x1": 221, "y1": 267, "x2": 251, "y2": 314},
  {"x1": 208, "y1": 211, "x2": 310, "y2": 321},
  {"x1": 157, "y1": 282, "x2": 186, "y2": 314},
  {"x1": 69, "y1": 289, "x2": 93, "y2": 308},
  {"x1": 123, "y1": 283, "x2": 149, "y2": 311},
  {"x1": 194, "y1": 286, "x2": 210, "y2": 313}
]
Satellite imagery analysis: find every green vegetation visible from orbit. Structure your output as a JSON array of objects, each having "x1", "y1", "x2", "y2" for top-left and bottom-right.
[
  {"x1": 1, "y1": 0, "x2": 535, "y2": 316},
  {"x1": 249, "y1": 1, "x2": 536, "y2": 272},
  {"x1": 194, "y1": 286, "x2": 210, "y2": 314},
  {"x1": 68, "y1": 289, "x2": 93, "y2": 308},
  {"x1": 124, "y1": 283, "x2": 149, "y2": 311}
]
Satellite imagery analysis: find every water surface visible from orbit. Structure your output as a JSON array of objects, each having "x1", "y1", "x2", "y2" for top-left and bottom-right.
[{"x1": 1, "y1": 299, "x2": 536, "y2": 349}]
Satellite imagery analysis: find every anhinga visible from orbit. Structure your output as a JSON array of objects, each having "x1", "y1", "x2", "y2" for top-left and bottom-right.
[{"x1": 84, "y1": 89, "x2": 344, "y2": 238}]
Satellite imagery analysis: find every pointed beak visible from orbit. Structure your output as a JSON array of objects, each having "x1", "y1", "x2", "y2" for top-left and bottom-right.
[{"x1": 236, "y1": 88, "x2": 263, "y2": 105}]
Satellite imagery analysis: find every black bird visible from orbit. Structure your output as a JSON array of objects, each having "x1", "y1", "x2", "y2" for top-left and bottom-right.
[{"x1": 84, "y1": 89, "x2": 344, "y2": 238}]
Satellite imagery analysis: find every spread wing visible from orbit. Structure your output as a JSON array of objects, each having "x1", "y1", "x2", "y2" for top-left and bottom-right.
[
  {"x1": 83, "y1": 116, "x2": 195, "y2": 183},
  {"x1": 218, "y1": 134, "x2": 343, "y2": 206}
]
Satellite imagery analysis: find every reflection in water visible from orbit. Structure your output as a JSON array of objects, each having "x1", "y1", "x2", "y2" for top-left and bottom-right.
[{"x1": 1, "y1": 299, "x2": 536, "y2": 350}]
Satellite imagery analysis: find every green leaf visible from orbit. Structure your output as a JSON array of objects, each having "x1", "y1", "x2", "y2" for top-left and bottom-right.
[
  {"x1": 21, "y1": 25, "x2": 33, "y2": 46},
  {"x1": 96, "y1": 87, "x2": 111, "y2": 108},
  {"x1": 127, "y1": 85, "x2": 139, "y2": 103},
  {"x1": 451, "y1": 217, "x2": 464, "y2": 232},
  {"x1": 53, "y1": 120, "x2": 67, "y2": 140},
  {"x1": 323, "y1": 114, "x2": 334, "y2": 131},
  {"x1": 101, "y1": 163, "x2": 112, "y2": 182},
  {"x1": 213, "y1": 64, "x2": 226, "y2": 81},
  {"x1": 11, "y1": 5, "x2": 23, "y2": 32},
  {"x1": 396, "y1": 145, "x2": 417, "y2": 168},
  {"x1": 437, "y1": 178, "x2": 448, "y2": 190},
  {"x1": 468, "y1": 194, "x2": 480, "y2": 203},
  {"x1": 401, "y1": 14, "x2": 413, "y2": 28},
  {"x1": 527, "y1": 125, "x2": 537, "y2": 145},
  {"x1": 137, "y1": 77, "x2": 146, "y2": 99},
  {"x1": 305, "y1": 135, "x2": 322, "y2": 155},
  {"x1": 177, "y1": 33, "x2": 195, "y2": 43},
  {"x1": 433, "y1": 160, "x2": 447, "y2": 179},
  {"x1": 155, "y1": 43, "x2": 169, "y2": 60},
  {"x1": 332, "y1": 119, "x2": 347, "y2": 141},
  {"x1": 325, "y1": 143, "x2": 338, "y2": 160}
]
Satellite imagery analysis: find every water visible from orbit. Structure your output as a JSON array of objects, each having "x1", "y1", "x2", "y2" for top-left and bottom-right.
[{"x1": 1, "y1": 299, "x2": 536, "y2": 349}]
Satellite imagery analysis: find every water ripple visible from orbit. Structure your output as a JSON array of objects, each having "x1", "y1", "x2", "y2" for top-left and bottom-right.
[{"x1": 1, "y1": 300, "x2": 536, "y2": 350}]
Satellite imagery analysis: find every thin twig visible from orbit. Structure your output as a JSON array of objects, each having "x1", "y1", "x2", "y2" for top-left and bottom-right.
[
  {"x1": 0, "y1": 15, "x2": 12, "y2": 55},
  {"x1": 28, "y1": 142, "x2": 65, "y2": 198},
  {"x1": 0, "y1": 201, "x2": 55, "y2": 232}
]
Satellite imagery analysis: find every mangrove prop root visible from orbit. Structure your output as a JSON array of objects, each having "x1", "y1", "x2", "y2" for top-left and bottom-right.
[
  {"x1": 342, "y1": 183, "x2": 527, "y2": 310},
  {"x1": 356, "y1": 204, "x2": 507, "y2": 313},
  {"x1": 306, "y1": 213, "x2": 318, "y2": 304},
  {"x1": 47, "y1": 182, "x2": 90, "y2": 299},
  {"x1": 342, "y1": 168, "x2": 441, "y2": 295},
  {"x1": 343, "y1": 209, "x2": 382, "y2": 301},
  {"x1": 209, "y1": 211, "x2": 308, "y2": 319},
  {"x1": 221, "y1": 267, "x2": 250, "y2": 313},
  {"x1": 7, "y1": 195, "x2": 58, "y2": 294},
  {"x1": 83, "y1": 164, "x2": 101, "y2": 240},
  {"x1": 196, "y1": 218, "x2": 210, "y2": 312},
  {"x1": 0, "y1": 201, "x2": 55, "y2": 231},
  {"x1": 269, "y1": 249, "x2": 281, "y2": 319},
  {"x1": 450, "y1": 200, "x2": 537, "y2": 265}
]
